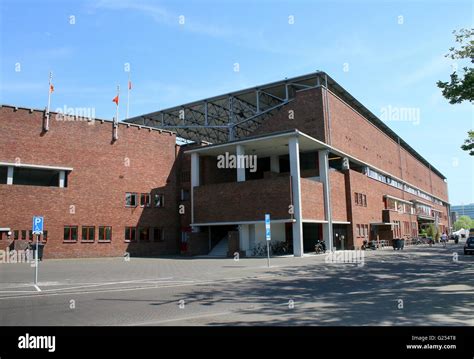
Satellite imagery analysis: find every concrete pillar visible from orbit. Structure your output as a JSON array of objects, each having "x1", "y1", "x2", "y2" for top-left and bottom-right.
[
  {"x1": 190, "y1": 153, "x2": 200, "y2": 224},
  {"x1": 239, "y1": 224, "x2": 250, "y2": 255},
  {"x1": 319, "y1": 149, "x2": 334, "y2": 251},
  {"x1": 6, "y1": 166, "x2": 13, "y2": 185},
  {"x1": 236, "y1": 144, "x2": 245, "y2": 182},
  {"x1": 270, "y1": 155, "x2": 280, "y2": 173},
  {"x1": 59, "y1": 170, "x2": 66, "y2": 188},
  {"x1": 289, "y1": 137, "x2": 304, "y2": 257}
]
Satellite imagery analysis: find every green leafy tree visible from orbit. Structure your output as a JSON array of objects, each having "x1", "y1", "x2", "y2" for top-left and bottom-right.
[
  {"x1": 453, "y1": 215, "x2": 474, "y2": 230},
  {"x1": 437, "y1": 28, "x2": 473, "y2": 155},
  {"x1": 461, "y1": 130, "x2": 474, "y2": 155}
]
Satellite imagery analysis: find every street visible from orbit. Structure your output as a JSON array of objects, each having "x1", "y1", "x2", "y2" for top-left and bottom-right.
[{"x1": 0, "y1": 241, "x2": 473, "y2": 326}]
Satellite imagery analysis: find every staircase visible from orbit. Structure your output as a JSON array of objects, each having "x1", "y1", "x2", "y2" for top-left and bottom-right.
[{"x1": 208, "y1": 237, "x2": 228, "y2": 257}]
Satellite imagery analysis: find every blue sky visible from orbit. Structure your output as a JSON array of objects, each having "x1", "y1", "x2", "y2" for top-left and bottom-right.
[{"x1": 0, "y1": 0, "x2": 473, "y2": 204}]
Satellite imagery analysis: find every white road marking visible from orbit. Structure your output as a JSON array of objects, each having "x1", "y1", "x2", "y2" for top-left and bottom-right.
[
  {"x1": 0, "y1": 274, "x2": 277, "y2": 301},
  {"x1": 34, "y1": 285, "x2": 41, "y2": 292},
  {"x1": 125, "y1": 311, "x2": 233, "y2": 326}
]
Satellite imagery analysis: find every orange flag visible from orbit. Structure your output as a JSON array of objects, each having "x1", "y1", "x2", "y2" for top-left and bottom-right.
[
  {"x1": 112, "y1": 95, "x2": 119, "y2": 105},
  {"x1": 50, "y1": 84, "x2": 54, "y2": 93},
  {"x1": 128, "y1": 81, "x2": 132, "y2": 90}
]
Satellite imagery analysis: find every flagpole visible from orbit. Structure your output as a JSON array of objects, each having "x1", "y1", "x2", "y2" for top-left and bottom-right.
[
  {"x1": 126, "y1": 72, "x2": 130, "y2": 120},
  {"x1": 45, "y1": 71, "x2": 53, "y2": 131},
  {"x1": 116, "y1": 85, "x2": 120, "y2": 123},
  {"x1": 113, "y1": 85, "x2": 119, "y2": 141}
]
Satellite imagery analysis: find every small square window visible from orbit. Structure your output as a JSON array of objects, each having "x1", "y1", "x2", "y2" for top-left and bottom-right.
[
  {"x1": 125, "y1": 193, "x2": 138, "y2": 207},
  {"x1": 139, "y1": 227, "x2": 150, "y2": 241},
  {"x1": 140, "y1": 193, "x2": 151, "y2": 207},
  {"x1": 153, "y1": 228, "x2": 164, "y2": 242},
  {"x1": 81, "y1": 226, "x2": 95, "y2": 242},
  {"x1": 154, "y1": 194, "x2": 164, "y2": 208},
  {"x1": 99, "y1": 226, "x2": 112, "y2": 242},
  {"x1": 125, "y1": 227, "x2": 136, "y2": 242},
  {"x1": 64, "y1": 226, "x2": 78, "y2": 242}
]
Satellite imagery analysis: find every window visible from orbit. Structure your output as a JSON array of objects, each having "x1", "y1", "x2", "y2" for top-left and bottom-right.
[
  {"x1": 0, "y1": 166, "x2": 8, "y2": 184},
  {"x1": 124, "y1": 227, "x2": 136, "y2": 242},
  {"x1": 81, "y1": 226, "x2": 95, "y2": 242},
  {"x1": 181, "y1": 189, "x2": 190, "y2": 201},
  {"x1": 355, "y1": 192, "x2": 367, "y2": 207},
  {"x1": 12, "y1": 167, "x2": 64, "y2": 187},
  {"x1": 386, "y1": 198, "x2": 397, "y2": 210},
  {"x1": 154, "y1": 194, "x2": 164, "y2": 208},
  {"x1": 139, "y1": 227, "x2": 150, "y2": 241},
  {"x1": 21, "y1": 230, "x2": 27, "y2": 240},
  {"x1": 153, "y1": 227, "x2": 164, "y2": 242},
  {"x1": 42, "y1": 230, "x2": 48, "y2": 242},
  {"x1": 363, "y1": 224, "x2": 369, "y2": 238},
  {"x1": 29, "y1": 230, "x2": 33, "y2": 241},
  {"x1": 14, "y1": 230, "x2": 19, "y2": 240},
  {"x1": 64, "y1": 226, "x2": 78, "y2": 242},
  {"x1": 125, "y1": 192, "x2": 138, "y2": 207},
  {"x1": 140, "y1": 193, "x2": 151, "y2": 207},
  {"x1": 99, "y1": 226, "x2": 112, "y2": 242}
]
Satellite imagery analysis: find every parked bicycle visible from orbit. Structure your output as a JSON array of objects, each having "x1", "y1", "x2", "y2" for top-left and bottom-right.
[{"x1": 314, "y1": 240, "x2": 326, "y2": 254}]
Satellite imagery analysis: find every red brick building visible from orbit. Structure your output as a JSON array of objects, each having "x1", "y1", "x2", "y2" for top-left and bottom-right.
[{"x1": 0, "y1": 72, "x2": 450, "y2": 258}]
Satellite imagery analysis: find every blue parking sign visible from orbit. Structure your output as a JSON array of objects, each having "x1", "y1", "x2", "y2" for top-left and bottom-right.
[
  {"x1": 32, "y1": 216, "x2": 44, "y2": 234},
  {"x1": 265, "y1": 214, "x2": 271, "y2": 241}
]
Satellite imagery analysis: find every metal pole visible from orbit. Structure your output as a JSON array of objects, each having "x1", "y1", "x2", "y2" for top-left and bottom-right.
[
  {"x1": 45, "y1": 71, "x2": 52, "y2": 131},
  {"x1": 34, "y1": 234, "x2": 39, "y2": 285},
  {"x1": 266, "y1": 240, "x2": 270, "y2": 268},
  {"x1": 126, "y1": 72, "x2": 130, "y2": 120}
]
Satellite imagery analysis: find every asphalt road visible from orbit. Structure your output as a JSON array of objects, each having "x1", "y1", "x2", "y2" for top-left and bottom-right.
[{"x1": 0, "y1": 240, "x2": 473, "y2": 326}]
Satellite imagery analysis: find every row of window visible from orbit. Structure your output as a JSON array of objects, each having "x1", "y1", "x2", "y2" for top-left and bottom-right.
[
  {"x1": 354, "y1": 192, "x2": 367, "y2": 207},
  {"x1": 365, "y1": 167, "x2": 440, "y2": 205},
  {"x1": 125, "y1": 193, "x2": 164, "y2": 208},
  {"x1": 356, "y1": 224, "x2": 369, "y2": 238},
  {"x1": 63, "y1": 226, "x2": 112, "y2": 242},
  {"x1": 385, "y1": 197, "x2": 416, "y2": 214},
  {"x1": 63, "y1": 226, "x2": 164, "y2": 242},
  {"x1": 0, "y1": 230, "x2": 48, "y2": 241}
]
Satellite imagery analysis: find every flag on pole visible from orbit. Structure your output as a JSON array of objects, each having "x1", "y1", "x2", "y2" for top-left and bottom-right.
[
  {"x1": 112, "y1": 95, "x2": 119, "y2": 105},
  {"x1": 128, "y1": 80, "x2": 132, "y2": 90},
  {"x1": 50, "y1": 84, "x2": 54, "y2": 93}
]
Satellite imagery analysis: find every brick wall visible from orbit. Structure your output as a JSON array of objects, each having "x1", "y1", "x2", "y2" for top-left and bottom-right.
[
  {"x1": 0, "y1": 106, "x2": 180, "y2": 258},
  {"x1": 327, "y1": 91, "x2": 449, "y2": 202},
  {"x1": 193, "y1": 176, "x2": 292, "y2": 223},
  {"x1": 300, "y1": 178, "x2": 324, "y2": 220},
  {"x1": 249, "y1": 87, "x2": 326, "y2": 142}
]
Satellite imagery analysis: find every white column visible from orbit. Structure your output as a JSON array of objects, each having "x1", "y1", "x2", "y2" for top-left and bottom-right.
[
  {"x1": 319, "y1": 149, "x2": 334, "y2": 251},
  {"x1": 6, "y1": 166, "x2": 13, "y2": 185},
  {"x1": 236, "y1": 144, "x2": 245, "y2": 182},
  {"x1": 270, "y1": 155, "x2": 280, "y2": 173},
  {"x1": 190, "y1": 152, "x2": 200, "y2": 224},
  {"x1": 59, "y1": 170, "x2": 66, "y2": 188},
  {"x1": 239, "y1": 224, "x2": 250, "y2": 255},
  {"x1": 289, "y1": 137, "x2": 304, "y2": 257}
]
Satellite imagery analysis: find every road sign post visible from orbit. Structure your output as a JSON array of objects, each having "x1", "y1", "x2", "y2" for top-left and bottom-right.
[
  {"x1": 32, "y1": 216, "x2": 44, "y2": 286},
  {"x1": 265, "y1": 214, "x2": 271, "y2": 268}
]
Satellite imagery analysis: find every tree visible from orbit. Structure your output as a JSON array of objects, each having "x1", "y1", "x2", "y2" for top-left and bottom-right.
[
  {"x1": 437, "y1": 28, "x2": 473, "y2": 155},
  {"x1": 453, "y1": 215, "x2": 474, "y2": 231},
  {"x1": 461, "y1": 130, "x2": 474, "y2": 155}
]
